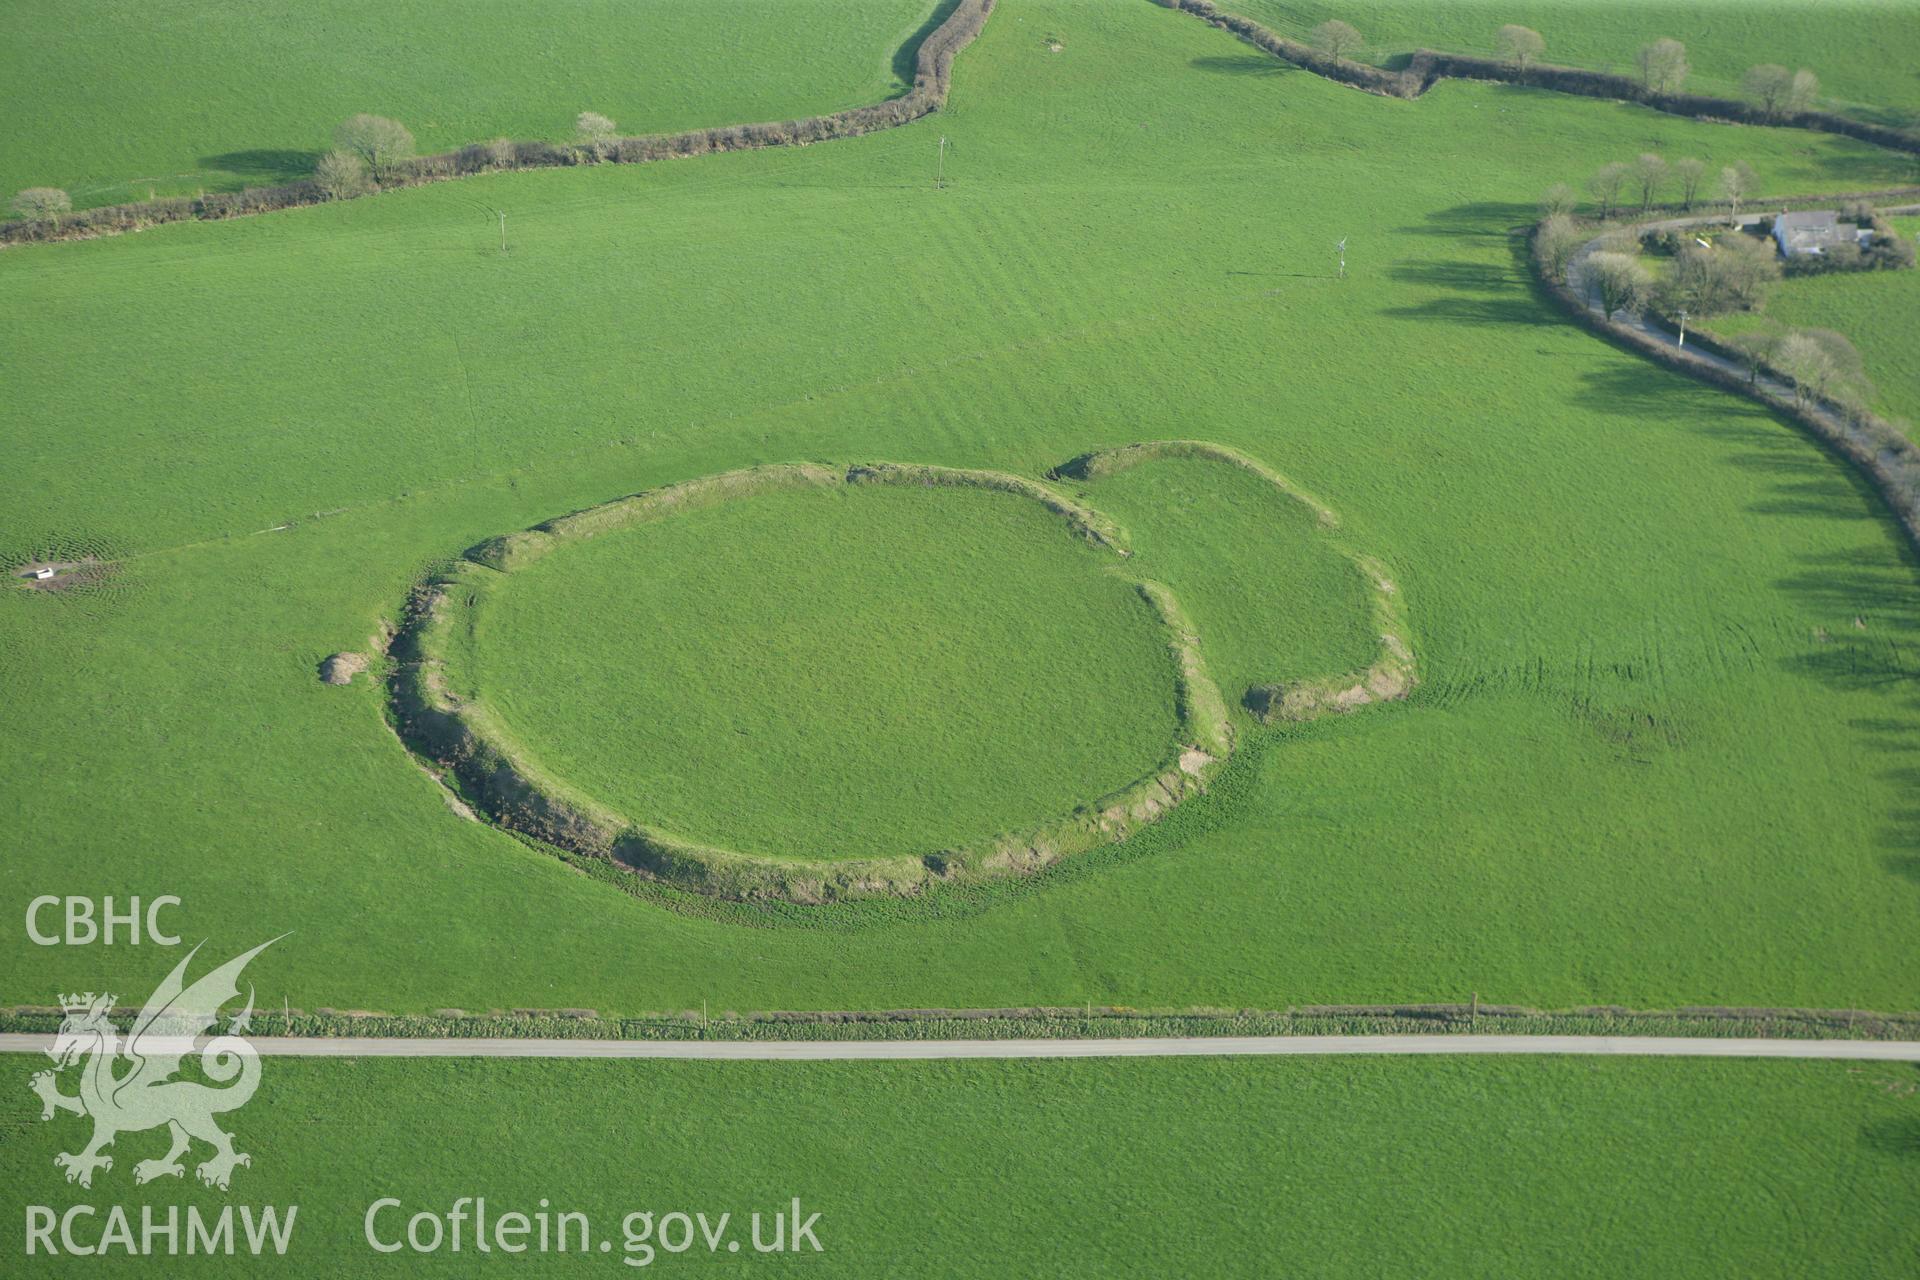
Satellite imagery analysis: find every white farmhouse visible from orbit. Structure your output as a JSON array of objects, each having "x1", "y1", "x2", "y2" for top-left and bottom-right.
[{"x1": 1771, "y1": 209, "x2": 1868, "y2": 257}]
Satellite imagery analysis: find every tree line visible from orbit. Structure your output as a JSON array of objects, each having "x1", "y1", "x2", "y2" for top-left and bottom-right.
[{"x1": 1302, "y1": 17, "x2": 1824, "y2": 115}]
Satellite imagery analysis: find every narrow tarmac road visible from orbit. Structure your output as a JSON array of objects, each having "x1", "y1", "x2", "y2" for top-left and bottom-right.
[{"x1": 3, "y1": 1034, "x2": 1917, "y2": 1061}]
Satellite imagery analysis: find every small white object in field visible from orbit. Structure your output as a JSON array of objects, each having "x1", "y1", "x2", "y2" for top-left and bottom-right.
[
  {"x1": 33, "y1": 567, "x2": 54, "y2": 580},
  {"x1": 1695, "y1": 237, "x2": 1711, "y2": 248}
]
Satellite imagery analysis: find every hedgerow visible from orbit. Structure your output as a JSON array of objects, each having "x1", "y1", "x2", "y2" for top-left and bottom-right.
[
  {"x1": 1155, "y1": 0, "x2": 1920, "y2": 158},
  {"x1": 5, "y1": 1002, "x2": 1912, "y2": 1042},
  {"x1": 1, "y1": 0, "x2": 995, "y2": 246}
]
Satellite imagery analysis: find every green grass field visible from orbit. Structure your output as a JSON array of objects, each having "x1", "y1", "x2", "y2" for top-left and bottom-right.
[
  {"x1": 5, "y1": 0, "x2": 1920, "y2": 1021},
  {"x1": 468, "y1": 481, "x2": 1179, "y2": 860},
  {"x1": 3, "y1": 1054, "x2": 1915, "y2": 1275},
  {"x1": 0, "y1": 0, "x2": 937, "y2": 209}
]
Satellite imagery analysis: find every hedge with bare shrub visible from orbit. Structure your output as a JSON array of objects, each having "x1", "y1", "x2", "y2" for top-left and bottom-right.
[
  {"x1": 3, "y1": 0, "x2": 994, "y2": 247},
  {"x1": 1151, "y1": 0, "x2": 1920, "y2": 157}
]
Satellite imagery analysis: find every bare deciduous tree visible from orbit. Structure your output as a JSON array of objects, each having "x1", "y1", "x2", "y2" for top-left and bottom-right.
[
  {"x1": 1789, "y1": 68, "x2": 1819, "y2": 113},
  {"x1": 1635, "y1": 38, "x2": 1689, "y2": 94},
  {"x1": 1540, "y1": 182, "x2": 1577, "y2": 217},
  {"x1": 576, "y1": 112, "x2": 617, "y2": 142},
  {"x1": 1673, "y1": 158, "x2": 1706, "y2": 210},
  {"x1": 1794, "y1": 328, "x2": 1872, "y2": 407},
  {"x1": 1758, "y1": 328, "x2": 1873, "y2": 408},
  {"x1": 313, "y1": 149, "x2": 370, "y2": 200},
  {"x1": 1587, "y1": 161, "x2": 1630, "y2": 218},
  {"x1": 1742, "y1": 64, "x2": 1794, "y2": 118},
  {"x1": 1729, "y1": 331, "x2": 1780, "y2": 385},
  {"x1": 1632, "y1": 153, "x2": 1669, "y2": 213},
  {"x1": 1718, "y1": 161, "x2": 1757, "y2": 224},
  {"x1": 333, "y1": 114, "x2": 415, "y2": 182},
  {"x1": 1311, "y1": 19, "x2": 1363, "y2": 61},
  {"x1": 11, "y1": 186, "x2": 71, "y2": 225},
  {"x1": 1772, "y1": 330, "x2": 1839, "y2": 406},
  {"x1": 1497, "y1": 24, "x2": 1545, "y2": 71},
  {"x1": 484, "y1": 138, "x2": 516, "y2": 169},
  {"x1": 1586, "y1": 250, "x2": 1650, "y2": 319},
  {"x1": 1656, "y1": 233, "x2": 1780, "y2": 315},
  {"x1": 1535, "y1": 213, "x2": 1585, "y2": 281},
  {"x1": 1715, "y1": 231, "x2": 1783, "y2": 301}
]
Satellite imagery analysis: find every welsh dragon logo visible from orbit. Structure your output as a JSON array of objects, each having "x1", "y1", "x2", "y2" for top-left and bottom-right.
[{"x1": 31, "y1": 938, "x2": 279, "y2": 1191}]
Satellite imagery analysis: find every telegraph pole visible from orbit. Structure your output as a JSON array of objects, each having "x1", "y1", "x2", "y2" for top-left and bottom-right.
[
  {"x1": 498, "y1": 210, "x2": 508, "y2": 255},
  {"x1": 1335, "y1": 236, "x2": 1348, "y2": 279},
  {"x1": 936, "y1": 136, "x2": 949, "y2": 189},
  {"x1": 1676, "y1": 307, "x2": 1688, "y2": 348}
]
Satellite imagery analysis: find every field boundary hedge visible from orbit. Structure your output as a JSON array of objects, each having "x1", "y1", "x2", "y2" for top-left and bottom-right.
[
  {"x1": 1533, "y1": 215, "x2": 1920, "y2": 550},
  {"x1": 1052, "y1": 440, "x2": 1419, "y2": 722},
  {"x1": 390, "y1": 461, "x2": 1234, "y2": 904},
  {"x1": 0, "y1": 0, "x2": 995, "y2": 247},
  {"x1": 6, "y1": 1002, "x2": 1915, "y2": 1043},
  {"x1": 1156, "y1": 0, "x2": 1920, "y2": 157}
]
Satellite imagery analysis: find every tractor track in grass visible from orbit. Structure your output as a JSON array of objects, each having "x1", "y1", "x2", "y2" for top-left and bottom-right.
[{"x1": 4, "y1": 1033, "x2": 1918, "y2": 1060}]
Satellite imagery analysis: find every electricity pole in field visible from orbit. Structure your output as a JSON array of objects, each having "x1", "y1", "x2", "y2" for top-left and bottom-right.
[
  {"x1": 1676, "y1": 307, "x2": 1689, "y2": 348},
  {"x1": 1335, "y1": 236, "x2": 1348, "y2": 279},
  {"x1": 936, "y1": 136, "x2": 949, "y2": 189},
  {"x1": 498, "y1": 210, "x2": 508, "y2": 255}
]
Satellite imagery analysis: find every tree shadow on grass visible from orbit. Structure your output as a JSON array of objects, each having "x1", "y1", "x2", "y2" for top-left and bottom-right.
[
  {"x1": 1385, "y1": 260, "x2": 1529, "y2": 291},
  {"x1": 891, "y1": 0, "x2": 963, "y2": 91},
  {"x1": 1742, "y1": 472, "x2": 1878, "y2": 522},
  {"x1": 1568, "y1": 363, "x2": 1703, "y2": 419},
  {"x1": 1378, "y1": 212, "x2": 1566, "y2": 328},
  {"x1": 1380, "y1": 295, "x2": 1552, "y2": 326},
  {"x1": 1777, "y1": 585, "x2": 1920, "y2": 876},
  {"x1": 1666, "y1": 387, "x2": 1911, "y2": 528},
  {"x1": 1772, "y1": 539, "x2": 1920, "y2": 868},
  {"x1": 200, "y1": 149, "x2": 319, "y2": 180},
  {"x1": 1861, "y1": 1115, "x2": 1920, "y2": 1159},
  {"x1": 1190, "y1": 55, "x2": 1293, "y2": 77},
  {"x1": 1392, "y1": 200, "x2": 1538, "y2": 242},
  {"x1": 1847, "y1": 100, "x2": 1920, "y2": 133},
  {"x1": 1775, "y1": 546, "x2": 1920, "y2": 635}
]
